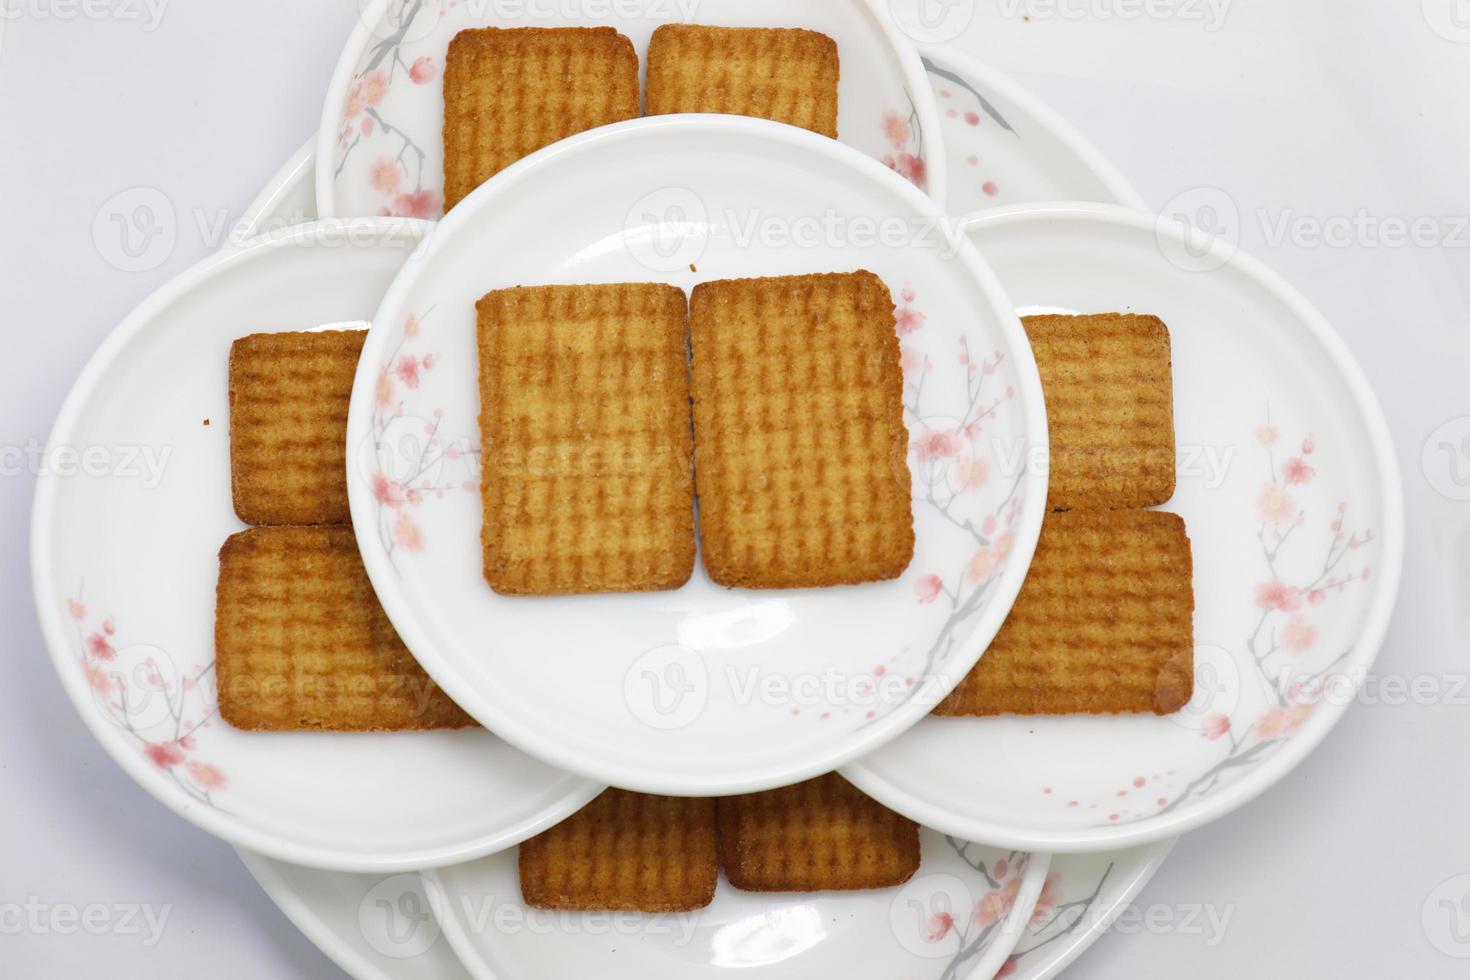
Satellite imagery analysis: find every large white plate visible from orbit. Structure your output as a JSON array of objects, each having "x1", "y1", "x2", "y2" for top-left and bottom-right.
[
  {"x1": 30, "y1": 218, "x2": 602, "y2": 872},
  {"x1": 843, "y1": 202, "x2": 1404, "y2": 851},
  {"x1": 345, "y1": 115, "x2": 1047, "y2": 796},
  {"x1": 318, "y1": 0, "x2": 946, "y2": 219},
  {"x1": 430, "y1": 829, "x2": 1049, "y2": 980}
]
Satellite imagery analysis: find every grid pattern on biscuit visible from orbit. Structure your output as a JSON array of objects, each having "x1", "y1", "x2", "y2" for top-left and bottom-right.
[
  {"x1": 519, "y1": 790, "x2": 718, "y2": 912},
  {"x1": 935, "y1": 510, "x2": 1195, "y2": 717},
  {"x1": 1023, "y1": 314, "x2": 1176, "y2": 511},
  {"x1": 442, "y1": 27, "x2": 640, "y2": 211},
  {"x1": 717, "y1": 774, "x2": 921, "y2": 892},
  {"x1": 690, "y1": 273, "x2": 913, "y2": 588},
  {"x1": 645, "y1": 25, "x2": 840, "y2": 138},
  {"x1": 478, "y1": 284, "x2": 695, "y2": 595},
  {"x1": 215, "y1": 527, "x2": 475, "y2": 732},
  {"x1": 228, "y1": 330, "x2": 364, "y2": 526}
]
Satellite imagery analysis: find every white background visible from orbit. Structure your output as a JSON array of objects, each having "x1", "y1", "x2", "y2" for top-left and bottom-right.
[{"x1": 2, "y1": 0, "x2": 1468, "y2": 976}]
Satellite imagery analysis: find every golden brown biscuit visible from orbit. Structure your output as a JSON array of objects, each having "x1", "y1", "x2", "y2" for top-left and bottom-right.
[
  {"x1": 442, "y1": 27, "x2": 640, "y2": 211},
  {"x1": 215, "y1": 526, "x2": 476, "y2": 732},
  {"x1": 477, "y1": 283, "x2": 695, "y2": 595},
  {"x1": 1023, "y1": 313, "x2": 1176, "y2": 511},
  {"x1": 717, "y1": 774, "x2": 921, "y2": 892},
  {"x1": 646, "y1": 25, "x2": 840, "y2": 138},
  {"x1": 690, "y1": 272, "x2": 913, "y2": 589},
  {"x1": 934, "y1": 510, "x2": 1195, "y2": 717},
  {"x1": 519, "y1": 789, "x2": 718, "y2": 912},
  {"x1": 229, "y1": 330, "x2": 364, "y2": 527}
]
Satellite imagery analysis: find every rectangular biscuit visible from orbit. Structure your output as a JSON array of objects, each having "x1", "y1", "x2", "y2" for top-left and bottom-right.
[
  {"x1": 646, "y1": 25, "x2": 840, "y2": 138},
  {"x1": 477, "y1": 283, "x2": 695, "y2": 595},
  {"x1": 690, "y1": 272, "x2": 913, "y2": 589},
  {"x1": 1023, "y1": 313, "x2": 1176, "y2": 511},
  {"x1": 443, "y1": 27, "x2": 640, "y2": 211},
  {"x1": 934, "y1": 510, "x2": 1195, "y2": 717},
  {"x1": 229, "y1": 330, "x2": 364, "y2": 526},
  {"x1": 519, "y1": 789, "x2": 718, "y2": 912},
  {"x1": 717, "y1": 774, "x2": 921, "y2": 892},
  {"x1": 215, "y1": 526, "x2": 476, "y2": 731}
]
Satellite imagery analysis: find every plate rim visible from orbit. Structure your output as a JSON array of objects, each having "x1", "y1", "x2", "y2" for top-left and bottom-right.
[
  {"x1": 28, "y1": 217, "x2": 606, "y2": 873},
  {"x1": 345, "y1": 112, "x2": 1050, "y2": 796},
  {"x1": 314, "y1": 0, "x2": 950, "y2": 218},
  {"x1": 842, "y1": 200, "x2": 1407, "y2": 852},
  {"x1": 425, "y1": 842, "x2": 1053, "y2": 980}
]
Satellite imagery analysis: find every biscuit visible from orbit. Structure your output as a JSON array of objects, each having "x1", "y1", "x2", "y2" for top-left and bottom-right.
[
  {"x1": 934, "y1": 510, "x2": 1195, "y2": 717},
  {"x1": 215, "y1": 526, "x2": 476, "y2": 731},
  {"x1": 229, "y1": 330, "x2": 364, "y2": 527},
  {"x1": 690, "y1": 272, "x2": 913, "y2": 589},
  {"x1": 477, "y1": 283, "x2": 695, "y2": 595},
  {"x1": 646, "y1": 25, "x2": 840, "y2": 138},
  {"x1": 519, "y1": 790, "x2": 718, "y2": 912},
  {"x1": 717, "y1": 774, "x2": 921, "y2": 892},
  {"x1": 442, "y1": 27, "x2": 640, "y2": 211},
  {"x1": 1023, "y1": 313, "x2": 1176, "y2": 511}
]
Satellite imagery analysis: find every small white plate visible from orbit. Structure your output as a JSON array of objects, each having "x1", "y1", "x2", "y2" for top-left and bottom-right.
[
  {"x1": 318, "y1": 0, "x2": 945, "y2": 219},
  {"x1": 429, "y1": 831, "x2": 1049, "y2": 980},
  {"x1": 998, "y1": 842, "x2": 1174, "y2": 980},
  {"x1": 346, "y1": 115, "x2": 1047, "y2": 796},
  {"x1": 31, "y1": 219, "x2": 602, "y2": 872},
  {"x1": 843, "y1": 203, "x2": 1405, "y2": 851},
  {"x1": 920, "y1": 46, "x2": 1146, "y2": 217}
]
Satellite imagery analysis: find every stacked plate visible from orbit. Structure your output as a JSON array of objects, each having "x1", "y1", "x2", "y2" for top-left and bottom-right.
[{"x1": 31, "y1": 3, "x2": 1403, "y2": 978}]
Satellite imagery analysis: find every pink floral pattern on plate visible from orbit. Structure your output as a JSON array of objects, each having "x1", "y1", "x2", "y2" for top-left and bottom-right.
[
  {"x1": 367, "y1": 308, "x2": 481, "y2": 566},
  {"x1": 1046, "y1": 412, "x2": 1377, "y2": 826},
  {"x1": 925, "y1": 842, "x2": 1031, "y2": 980},
  {"x1": 880, "y1": 92, "x2": 931, "y2": 190},
  {"x1": 66, "y1": 591, "x2": 228, "y2": 809},
  {"x1": 991, "y1": 865, "x2": 1111, "y2": 978}
]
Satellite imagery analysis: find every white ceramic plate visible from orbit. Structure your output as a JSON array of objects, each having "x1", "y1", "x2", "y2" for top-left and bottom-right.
[
  {"x1": 921, "y1": 46, "x2": 1146, "y2": 217},
  {"x1": 430, "y1": 830, "x2": 1049, "y2": 980},
  {"x1": 843, "y1": 202, "x2": 1405, "y2": 851},
  {"x1": 318, "y1": 0, "x2": 945, "y2": 220},
  {"x1": 998, "y1": 842, "x2": 1174, "y2": 980},
  {"x1": 30, "y1": 218, "x2": 603, "y2": 872},
  {"x1": 346, "y1": 115, "x2": 1047, "y2": 796}
]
